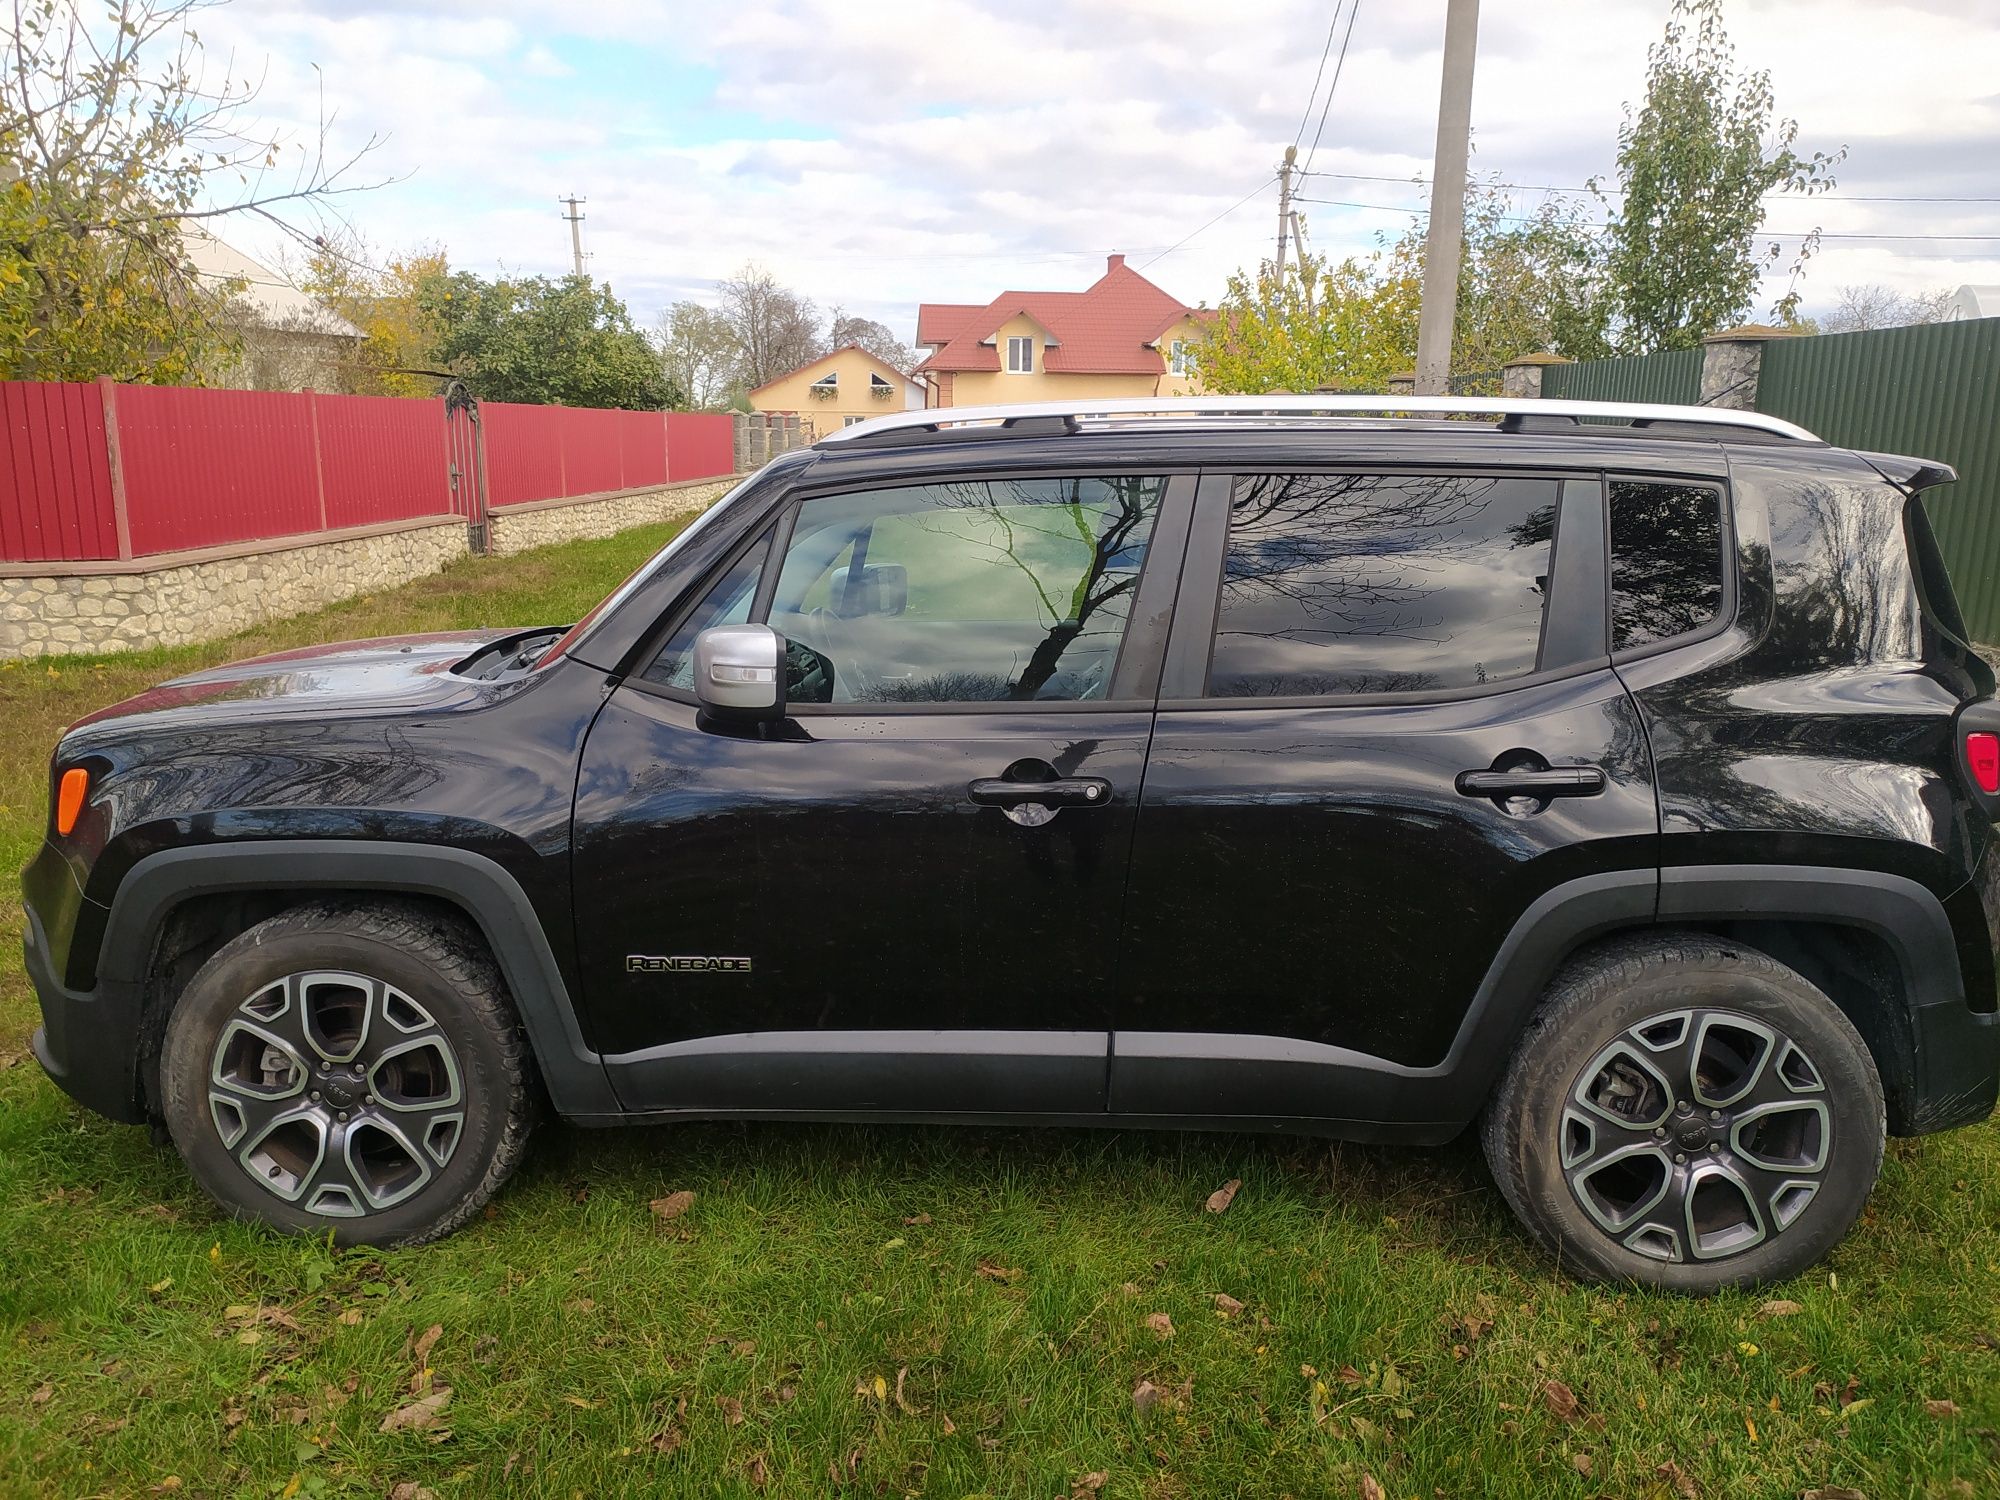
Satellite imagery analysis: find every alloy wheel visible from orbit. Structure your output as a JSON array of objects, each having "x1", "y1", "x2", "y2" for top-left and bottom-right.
[
  {"x1": 207, "y1": 971, "x2": 465, "y2": 1218},
  {"x1": 1560, "y1": 1008, "x2": 1831, "y2": 1264}
]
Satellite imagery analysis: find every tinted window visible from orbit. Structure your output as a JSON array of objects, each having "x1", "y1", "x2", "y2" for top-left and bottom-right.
[
  {"x1": 1208, "y1": 473, "x2": 1558, "y2": 698},
  {"x1": 769, "y1": 476, "x2": 1163, "y2": 703},
  {"x1": 1610, "y1": 480, "x2": 1725, "y2": 652},
  {"x1": 640, "y1": 532, "x2": 771, "y2": 690}
]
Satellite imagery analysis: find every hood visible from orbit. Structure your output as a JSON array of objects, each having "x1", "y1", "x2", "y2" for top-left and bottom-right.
[{"x1": 63, "y1": 630, "x2": 510, "y2": 745}]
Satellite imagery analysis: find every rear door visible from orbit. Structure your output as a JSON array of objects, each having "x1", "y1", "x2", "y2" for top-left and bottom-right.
[
  {"x1": 571, "y1": 468, "x2": 1193, "y2": 1115},
  {"x1": 1112, "y1": 466, "x2": 1660, "y2": 1125}
]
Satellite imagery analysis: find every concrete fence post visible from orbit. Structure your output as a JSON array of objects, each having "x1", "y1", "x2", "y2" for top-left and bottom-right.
[
  {"x1": 1501, "y1": 352, "x2": 1570, "y2": 399},
  {"x1": 1387, "y1": 371, "x2": 1416, "y2": 397},
  {"x1": 1699, "y1": 325, "x2": 1799, "y2": 410}
]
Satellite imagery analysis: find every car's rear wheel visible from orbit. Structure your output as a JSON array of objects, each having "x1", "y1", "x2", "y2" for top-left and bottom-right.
[
  {"x1": 1481, "y1": 933, "x2": 1885, "y2": 1292},
  {"x1": 159, "y1": 900, "x2": 534, "y2": 1246}
]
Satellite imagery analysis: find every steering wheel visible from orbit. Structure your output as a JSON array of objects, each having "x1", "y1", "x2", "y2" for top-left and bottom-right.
[{"x1": 791, "y1": 606, "x2": 887, "y2": 703}]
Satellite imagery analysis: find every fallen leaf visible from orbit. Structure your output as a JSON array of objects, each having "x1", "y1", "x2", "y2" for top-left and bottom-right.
[
  {"x1": 1542, "y1": 1379, "x2": 1582, "y2": 1425},
  {"x1": 976, "y1": 1261, "x2": 1021, "y2": 1283},
  {"x1": 1359, "y1": 1474, "x2": 1385, "y2": 1500},
  {"x1": 1132, "y1": 1378, "x2": 1162, "y2": 1414},
  {"x1": 1204, "y1": 1178, "x2": 1241, "y2": 1214},
  {"x1": 904, "y1": 1213, "x2": 932, "y2": 1226},
  {"x1": 1757, "y1": 1299, "x2": 1804, "y2": 1319},
  {"x1": 335, "y1": 1308, "x2": 363, "y2": 1326},
  {"x1": 379, "y1": 1387, "x2": 453, "y2": 1434},
  {"x1": 745, "y1": 1453, "x2": 768, "y2": 1488},
  {"x1": 1925, "y1": 1398, "x2": 1960, "y2": 1418},
  {"x1": 1799, "y1": 1490, "x2": 1868, "y2": 1500},
  {"x1": 1144, "y1": 1312, "x2": 1175, "y2": 1338},
  {"x1": 649, "y1": 1425, "x2": 684, "y2": 1455},
  {"x1": 1654, "y1": 1459, "x2": 1698, "y2": 1499},
  {"x1": 1572, "y1": 1453, "x2": 1594, "y2": 1476},
  {"x1": 1214, "y1": 1293, "x2": 1244, "y2": 1317},
  {"x1": 566, "y1": 1298, "x2": 596, "y2": 1314},
  {"x1": 563, "y1": 1395, "x2": 597, "y2": 1409},
  {"x1": 717, "y1": 1395, "x2": 744, "y2": 1425},
  {"x1": 1071, "y1": 1471, "x2": 1108, "y2": 1496},
  {"x1": 30, "y1": 1383, "x2": 52, "y2": 1406},
  {"x1": 940, "y1": 1412, "x2": 956, "y2": 1435},
  {"x1": 152, "y1": 1480, "x2": 181, "y2": 1494},
  {"x1": 147, "y1": 1278, "x2": 173, "y2": 1295},
  {"x1": 650, "y1": 1190, "x2": 696, "y2": 1221},
  {"x1": 387, "y1": 1485, "x2": 439, "y2": 1500},
  {"x1": 893, "y1": 1366, "x2": 921, "y2": 1415}
]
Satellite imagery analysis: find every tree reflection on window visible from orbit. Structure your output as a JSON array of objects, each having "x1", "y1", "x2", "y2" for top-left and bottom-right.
[
  {"x1": 1610, "y1": 480, "x2": 1724, "y2": 652},
  {"x1": 1209, "y1": 473, "x2": 1559, "y2": 697}
]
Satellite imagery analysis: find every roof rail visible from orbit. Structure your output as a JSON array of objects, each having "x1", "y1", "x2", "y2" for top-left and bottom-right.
[{"x1": 815, "y1": 394, "x2": 1823, "y2": 447}]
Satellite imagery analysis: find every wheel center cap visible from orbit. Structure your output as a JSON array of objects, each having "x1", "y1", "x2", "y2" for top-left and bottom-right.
[
  {"x1": 1676, "y1": 1120, "x2": 1715, "y2": 1151},
  {"x1": 321, "y1": 1077, "x2": 359, "y2": 1110}
]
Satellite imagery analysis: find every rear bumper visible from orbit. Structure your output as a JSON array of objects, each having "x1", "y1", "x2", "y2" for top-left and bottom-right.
[{"x1": 24, "y1": 899, "x2": 145, "y2": 1124}]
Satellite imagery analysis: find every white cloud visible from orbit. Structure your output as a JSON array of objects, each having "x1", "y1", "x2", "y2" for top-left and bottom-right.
[{"x1": 183, "y1": 0, "x2": 2000, "y2": 339}]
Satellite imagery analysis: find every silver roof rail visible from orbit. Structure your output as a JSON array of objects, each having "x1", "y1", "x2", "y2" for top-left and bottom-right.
[{"x1": 815, "y1": 394, "x2": 1822, "y2": 446}]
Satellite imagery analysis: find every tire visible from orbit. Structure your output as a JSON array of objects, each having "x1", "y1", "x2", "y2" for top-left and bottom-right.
[
  {"x1": 1481, "y1": 932, "x2": 1885, "y2": 1292},
  {"x1": 158, "y1": 899, "x2": 535, "y2": 1247}
]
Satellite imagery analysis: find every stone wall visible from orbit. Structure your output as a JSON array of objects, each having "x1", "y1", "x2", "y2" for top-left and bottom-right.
[
  {"x1": 0, "y1": 517, "x2": 468, "y2": 660},
  {"x1": 486, "y1": 476, "x2": 736, "y2": 558}
]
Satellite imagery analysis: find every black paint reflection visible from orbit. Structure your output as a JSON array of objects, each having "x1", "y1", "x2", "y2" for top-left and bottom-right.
[{"x1": 1211, "y1": 474, "x2": 1557, "y2": 696}]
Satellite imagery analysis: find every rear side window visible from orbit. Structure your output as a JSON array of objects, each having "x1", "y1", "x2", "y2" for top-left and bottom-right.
[
  {"x1": 1208, "y1": 473, "x2": 1559, "y2": 698},
  {"x1": 1609, "y1": 479, "x2": 1725, "y2": 652}
]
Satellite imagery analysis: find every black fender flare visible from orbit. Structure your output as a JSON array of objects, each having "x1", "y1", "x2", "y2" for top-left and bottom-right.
[{"x1": 99, "y1": 840, "x2": 616, "y2": 1115}]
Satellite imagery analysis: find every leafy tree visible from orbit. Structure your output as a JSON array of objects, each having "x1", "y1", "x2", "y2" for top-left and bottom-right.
[
  {"x1": 1196, "y1": 250, "x2": 1417, "y2": 395},
  {"x1": 293, "y1": 231, "x2": 450, "y2": 397},
  {"x1": 1817, "y1": 284, "x2": 1954, "y2": 335},
  {"x1": 1603, "y1": 0, "x2": 1841, "y2": 351},
  {"x1": 1, "y1": 0, "x2": 382, "y2": 383},
  {"x1": 654, "y1": 300, "x2": 741, "y2": 409},
  {"x1": 828, "y1": 309, "x2": 915, "y2": 374},
  {"x1": 421, "y1": 272, "x2": 678, "y2": 409},
  {"x1": 720, "y1": 264, "x2": 822, "y2": 388}
]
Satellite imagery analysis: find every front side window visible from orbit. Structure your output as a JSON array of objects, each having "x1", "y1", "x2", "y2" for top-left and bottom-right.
[
  {"x1": 640, "y1": 531, "x2": 772, "y2": 690},
  {"x1": 1005, "y1": 336, "x2": 1033, "y2": 374},
  {"x1": 1207, "y1": 473, "x2": 1559, "y2": 698},
  {"x1": 1609, "y1": 479, "x2": 1725, "y2": 652},
  {"x1": 768, "y1": 476, "x2": 1164, "y2": 703}
]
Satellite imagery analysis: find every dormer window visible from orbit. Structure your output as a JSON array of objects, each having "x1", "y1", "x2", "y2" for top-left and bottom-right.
[
  {"x1": 1168, "y1": 339, "x2": 1194, "y2": 377},
  {"x1": 1005, "y1": 336, "x2": 1033, "y2": 374},
  {"x1": 869, "y1": 372, "x2": 896, "y2": 400},
  {"x1": 809, "y1": 372, "x2": 839, "y2": 400}
]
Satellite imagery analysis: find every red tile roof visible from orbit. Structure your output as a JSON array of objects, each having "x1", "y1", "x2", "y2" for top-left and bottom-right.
[{"x1": 915, "y1": 255, "x2": 1203, "y2": 376}]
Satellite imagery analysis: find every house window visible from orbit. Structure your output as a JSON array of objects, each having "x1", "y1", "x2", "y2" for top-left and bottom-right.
[
  {"x1": 843, "y1": 415, "x2": 867, "y2": 427},
  {"x1": 1005, "y1": 336, "x2": 1033, "y2": 374},
  {"x1": 1168, "y1": 340, "x2": 1193, "y2": 377},
  {"x1": 869, "y1": 372, "x2": 896, "y2": 400},
  {"x1": 809, "y1": 373, "x2": 839, "y2": 401}
]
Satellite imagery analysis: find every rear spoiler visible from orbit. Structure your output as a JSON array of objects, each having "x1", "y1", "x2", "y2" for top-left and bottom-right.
[{"x1": 1858, "y1": 449, "x2": 1957, "y2": 493}]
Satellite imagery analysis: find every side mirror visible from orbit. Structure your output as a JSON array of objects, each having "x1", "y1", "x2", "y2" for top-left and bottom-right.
[{"x1": 692, "y1": 624, "x2": 785, "y2": 722}]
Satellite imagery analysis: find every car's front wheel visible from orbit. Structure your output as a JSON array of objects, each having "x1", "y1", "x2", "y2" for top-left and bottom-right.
[
  {"x1": 1481, "y1": 933, "x2": 1885, "y2": 1292},
  {"x1": 158, "y1": 900, "x2": 534, "y2": 1246}
]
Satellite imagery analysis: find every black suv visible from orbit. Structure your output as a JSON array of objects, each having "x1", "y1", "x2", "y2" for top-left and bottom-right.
[{"x1": 23, "y1": 396, "x2": 2000, "y2": 1292}]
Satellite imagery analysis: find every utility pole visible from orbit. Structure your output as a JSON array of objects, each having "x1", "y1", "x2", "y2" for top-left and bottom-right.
[
  {"x1": 1414, "y1": 0, "x2": 1479, "y2": 396},
  {"x1": 1274, "y1": 145, "x2": 1298, "y2": 279},
  {"x1": 560, "y1": 195, "x2": 587, "y2": 278}
]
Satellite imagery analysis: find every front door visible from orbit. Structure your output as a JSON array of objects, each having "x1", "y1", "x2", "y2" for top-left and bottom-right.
[
  {"x1": 1113, "y1": 467, "x2": 1659, "y2": 1124},
  {"x1": 572, "y1": 469, "x2": 1191, "y2": 1115}
]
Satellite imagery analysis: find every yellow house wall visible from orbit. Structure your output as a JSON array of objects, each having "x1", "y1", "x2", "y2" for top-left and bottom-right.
[
  {"x1": 750, "y1": 348, "x2": 917, "y2": 440},
  {"x1": 935, "y1": 312, "x2": 1208, "y2": 406}
]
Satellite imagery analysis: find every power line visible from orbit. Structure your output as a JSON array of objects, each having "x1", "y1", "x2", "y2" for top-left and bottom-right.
[
  {"x1": 1292, "y1": 194, "x2": 2000, "y2": 242},
  {"x1": 1140, "y1": 173, "x2": 1280, "y2": 270},
  {"x1": 1296, "y1": 168, "x2": 2000, "y2": 206},
  {"x1": 1291, "y1": 5, "x2": 1343, "y2": 150},
  {"x1": 1301, "y1": 0, "x2": 1364, "y2": 175}
]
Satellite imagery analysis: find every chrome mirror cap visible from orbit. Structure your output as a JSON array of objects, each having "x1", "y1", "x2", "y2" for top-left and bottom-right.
[{"x1": 692, "y1": 624, "x2": 785, "y2": 720}]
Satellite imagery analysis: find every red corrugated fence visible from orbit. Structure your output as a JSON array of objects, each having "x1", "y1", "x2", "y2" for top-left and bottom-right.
[{"x1": 0, "y1": 380, "x2": 738, "y2": 565}]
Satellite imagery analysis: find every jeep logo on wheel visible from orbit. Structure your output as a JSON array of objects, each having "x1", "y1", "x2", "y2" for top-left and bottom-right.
[{"x1": 627, "y1": 954, "x2": 753, "y2": 974}]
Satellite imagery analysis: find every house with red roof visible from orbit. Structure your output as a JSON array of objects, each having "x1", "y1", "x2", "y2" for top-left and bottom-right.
[{"x1": 913, "y1": 254, "x2": 1209, "y2": 408}]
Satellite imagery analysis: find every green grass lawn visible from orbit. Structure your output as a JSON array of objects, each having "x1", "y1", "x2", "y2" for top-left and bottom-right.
[{"x1": 1, "y1": 521, "x2": 1996, "y2": 1499}]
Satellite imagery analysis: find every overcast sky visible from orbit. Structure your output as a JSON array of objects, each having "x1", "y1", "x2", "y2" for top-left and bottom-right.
[{"x1": 200, "y1": 0, "x2": 2000, "y2": 339}]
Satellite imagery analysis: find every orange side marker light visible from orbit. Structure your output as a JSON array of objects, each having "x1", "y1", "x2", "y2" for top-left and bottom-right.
[{"x1": 55, "y1": 767, "x2": 88, "y2": 835}]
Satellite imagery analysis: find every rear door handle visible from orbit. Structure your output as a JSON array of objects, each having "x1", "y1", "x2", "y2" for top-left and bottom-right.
[
  {"x1": 967, "y1": 777, "x2": 1113, "y2": 809},
  {"x1": 1455, "y1": 766, "x2": 1607, "y2": 799}
]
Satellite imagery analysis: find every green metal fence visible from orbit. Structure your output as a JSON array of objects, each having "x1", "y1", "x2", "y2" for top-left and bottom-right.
[
  {"x1": 1753, "y1": 319, "x2": 2000, "y2": 640},
  {"x1": 1540, "y1": 347, "x2": 1703, "y2": 406}
]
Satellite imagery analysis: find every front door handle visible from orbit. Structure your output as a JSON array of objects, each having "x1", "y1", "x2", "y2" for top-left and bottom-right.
[
  {"x1": 1455, "y1": 766, "x2": 1607, "y2": 799},
  {"x1": 968, "y1": 776, "x2": 1113, "y2": 809}
]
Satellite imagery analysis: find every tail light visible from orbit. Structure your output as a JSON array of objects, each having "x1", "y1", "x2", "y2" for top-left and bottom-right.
[{"x1": 1967, "y1": 732, "x2": 2000, "y2": 795}]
